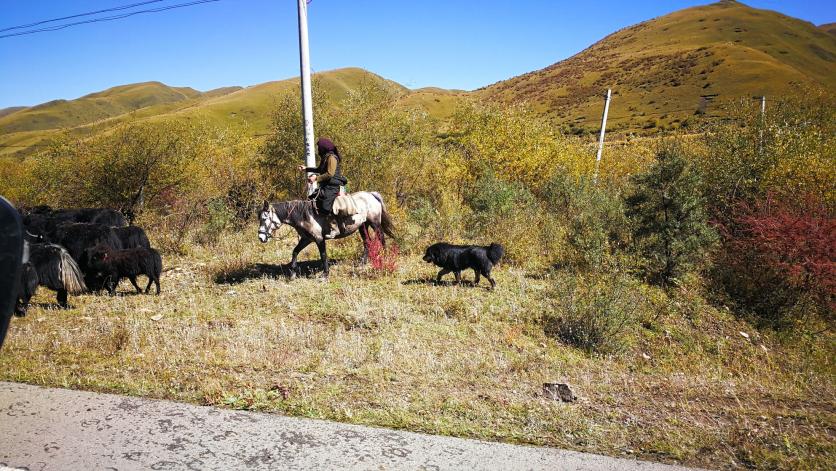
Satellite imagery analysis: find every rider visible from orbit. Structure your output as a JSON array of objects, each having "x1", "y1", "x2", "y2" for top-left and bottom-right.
[{"x1": 297, "y1": 137, "x2": 348, "y2": 237}]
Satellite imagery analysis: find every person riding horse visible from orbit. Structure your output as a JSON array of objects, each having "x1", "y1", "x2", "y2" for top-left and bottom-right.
[{"x1": 297, "y1": 138, "x2": 348, "y2": 238}]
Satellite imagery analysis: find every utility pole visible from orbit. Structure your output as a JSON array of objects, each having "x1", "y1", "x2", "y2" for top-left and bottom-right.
[
  {"x1": 593, "y1": 89, "x2": 612, "y2": 183},
  {"x1": 760, "y1": 95, "x2": 766, "y2": 115},
  {"x1": 297, "y1": 0, "x2": 316, "y2": 195}
]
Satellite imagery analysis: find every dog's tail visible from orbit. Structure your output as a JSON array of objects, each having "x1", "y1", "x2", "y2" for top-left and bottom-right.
[{"x1": 487, "y1": 243, "x2": 504, "y2": 265}]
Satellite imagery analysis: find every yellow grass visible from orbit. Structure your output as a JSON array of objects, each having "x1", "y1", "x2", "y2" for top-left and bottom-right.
[{"x1": 1, "y1": 230, "x2": 833, "y2": 470}]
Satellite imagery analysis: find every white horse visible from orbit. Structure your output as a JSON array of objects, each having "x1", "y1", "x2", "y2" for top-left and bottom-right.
[{"x1": 257, "y1": 192, "x2": 394, "y2": 278}]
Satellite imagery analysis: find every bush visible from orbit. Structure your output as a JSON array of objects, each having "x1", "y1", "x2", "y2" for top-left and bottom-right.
[
  {"x1": 543, "y1": 275, "x2": 642, "y2": 355},
  {"x1": 626, "y1": 141, "x2": 716, "y2": 286},
  {"x1": 543, "y1": 174, "x2": 629, "y2": 271},
  {"x1": 699, "y1": 90, "x2": 836, "y2": 221},
  {"x1": 715, "y1": 193, "x2": 835, "y2": 329}
]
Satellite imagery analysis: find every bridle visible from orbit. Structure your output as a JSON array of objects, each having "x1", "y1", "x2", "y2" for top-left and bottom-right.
[
  {"x1": 259, "y1": 207, "x2": 280, "y2": 241},
  {"x1": 259, "y1": 202, "x2": 300, "y2": 241}
]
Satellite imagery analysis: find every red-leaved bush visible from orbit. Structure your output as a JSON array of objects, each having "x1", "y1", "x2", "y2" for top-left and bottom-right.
[
  {"x1": 366, "y1": 233, "x2": 399, "y2": 273},
  {"x1": 718, "y1": 193, "x2": 834, "y2": 325}
]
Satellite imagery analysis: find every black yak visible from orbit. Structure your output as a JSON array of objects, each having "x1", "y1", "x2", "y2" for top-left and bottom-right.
[
  {"x1": 15, "y1": 263, "x2": 39, "y2": 317},
  {"x1": 88, "y1": 245, "x2": 162, "y2": 295},
  {"x1": 25, "y1": 243, "x2": 87, "y2": 308},
  {"x1": 39, "y1": 207, "x2": 127, "y2": 227},
  {"x1": 50, "y1": 222, "x2": 124, "y2": 262},
  {"x1": 112, "y1": 226, "x2": 151, "y2": 249},
  {"x1": 48, "y1": 222, "x2": 123, "y2": 290}
]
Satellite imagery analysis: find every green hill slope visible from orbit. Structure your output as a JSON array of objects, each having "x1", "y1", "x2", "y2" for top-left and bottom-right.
[
  {"x1": 0, "y1": 81, "x2": 202, "y2": 135},
  {"x1": 0, "y1": 68, "x2": 400, "y2": 157},
  {"x1": 478, "y1": 0, "x2": 836, "y2": 134}
]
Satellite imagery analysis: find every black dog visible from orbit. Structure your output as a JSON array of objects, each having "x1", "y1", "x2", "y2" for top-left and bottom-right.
[{"x1": 423, "y1": 242, "x2": 504, "y2": 289}]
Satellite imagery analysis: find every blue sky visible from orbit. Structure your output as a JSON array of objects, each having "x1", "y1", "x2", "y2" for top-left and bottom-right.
[{"x1": 0, "y1": 0, "x2": 833, "y2": 108}]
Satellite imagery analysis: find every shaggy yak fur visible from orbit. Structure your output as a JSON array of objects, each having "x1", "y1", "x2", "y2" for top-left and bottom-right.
[
  {"x1": 113, "y1": 226, "x2": 151, "y2": 249},
  {"x1": 15, "y1": 263, "x2": 39, "y2": 317},
  {"x1": 423, "y1": 242, "x2": 505, "y2": 289},
  {"x1": 48, "y1": 222, "x2": 124, "y2": 285},
  {"x1": 24, "y1": 207, "x2": 126, "y2": 227},
  {"x1": 88, "y1": 245, "x2": 162, "y2": 295},
  {"x1": 23, "y1": 243, "x2": 88, "y2": 309},
  {"x1": 23, "y1": 207, "x2": 127, "y2": 239}
]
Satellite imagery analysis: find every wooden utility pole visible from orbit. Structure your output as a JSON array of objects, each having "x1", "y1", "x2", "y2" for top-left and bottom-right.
[
  {"x1": 593, "y1": 89, "x2": 612, "y2": 183},
  {"x1": 297, "y1": 0, "x2": 316, "y2": 195}
]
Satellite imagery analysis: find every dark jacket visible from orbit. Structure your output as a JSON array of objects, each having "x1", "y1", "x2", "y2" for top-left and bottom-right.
[{"x1": 306, "y1": 152, "x2": 347, "y2": 212}]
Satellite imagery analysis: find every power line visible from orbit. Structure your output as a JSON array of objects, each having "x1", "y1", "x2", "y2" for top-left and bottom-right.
[
  {"x1": 0, "y1": 0, "x2": 221, "y2": 39},
  {"x1": 0, "y1": 0, "x2": 164, "y2": 33}
]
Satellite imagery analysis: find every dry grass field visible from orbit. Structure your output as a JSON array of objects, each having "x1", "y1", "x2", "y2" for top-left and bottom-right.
[{"x1": 1, "y1": 230, "x2": 833, "y2": 470}]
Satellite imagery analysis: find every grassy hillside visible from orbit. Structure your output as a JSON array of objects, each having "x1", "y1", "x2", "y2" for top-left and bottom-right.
[
  {"x1": 478, "y1": 0, "x2": 836, "y2": 134},
  {"x1": 820, "y1": 23, "x2": 836, "y2": 35},
  {"x1": 2, "y1": 1, "x2": 834, "y2": 153},
  {"x1": 0, "y1": 68, "x2": 401, "y2": 157},
  {"x1": 0, "y1": 81, "x2": 201, "y2": 135}
]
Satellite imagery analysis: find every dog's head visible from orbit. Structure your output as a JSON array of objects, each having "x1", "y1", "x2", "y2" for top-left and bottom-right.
[{"x1": 422, "y1": 245, "x2": 438, "y2": 264}]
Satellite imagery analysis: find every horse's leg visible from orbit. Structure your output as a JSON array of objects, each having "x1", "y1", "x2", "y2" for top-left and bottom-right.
[
  {"x1": 436, "y1": 268, "x2": 450, "y2": 284},
  {"x1": 374, "y1": 221, "x2": 386, "y2": 249},
  {"x1": 290, "y1": 237, "x2": 313, "y2": 278},
  {"x1": 359, "y1": 223, "x2": 370, "y2": 265},
  {"x1": 316, "y1": 239, "x2": 329, "y2": 278}
]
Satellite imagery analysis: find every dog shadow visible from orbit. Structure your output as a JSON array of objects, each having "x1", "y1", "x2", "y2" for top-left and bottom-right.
[
  {"x1": 214, "y1": 260, "x2": 340, "y2": 285},
  {"x1": 401, "y1": 277, "x2": 479, "y2": 288}
]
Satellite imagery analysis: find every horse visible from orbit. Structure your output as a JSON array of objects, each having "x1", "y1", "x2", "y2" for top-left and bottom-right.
[{"x1": 258, "y1": 191, "x2": 395, "y2": 278}]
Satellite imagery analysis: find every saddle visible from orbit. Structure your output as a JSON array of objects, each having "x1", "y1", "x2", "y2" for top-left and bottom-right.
[
  {"x1": 332, "y1": 194, "x2": 360, "y2": 217},
  {"x1": 324, "y1": 194, "x2": 367, "y2": 239}
]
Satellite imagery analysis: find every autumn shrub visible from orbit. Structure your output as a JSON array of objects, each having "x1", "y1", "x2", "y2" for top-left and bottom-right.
[
  {"x1": 543, "y1": 174, "x2": 629, "y2": 271},
  {"x1": 715, "y1": 193, "x2": 835, "y2": 329},
  {"x1": 698, "y1": 90, "x2": 835, "y2": 221},
  {"x1": 543, "y1": 274, "x2": 643, "y2": 355}
]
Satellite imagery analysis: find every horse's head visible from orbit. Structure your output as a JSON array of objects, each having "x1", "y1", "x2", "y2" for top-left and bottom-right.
[{"x1": 258, "y1": 200, "x2": 280, "y2": 243}]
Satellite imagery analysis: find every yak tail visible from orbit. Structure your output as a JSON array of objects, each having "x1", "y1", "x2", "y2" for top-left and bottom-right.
[
  {"x1": 487, "y1": 243, "x2": 505, "y2": 265},
  {"x1": 57, "y1": 248, "x2": 87, "y2": 294},
  {"x1": 371, "y1": 192, "x2": 396, "y2": 239}
]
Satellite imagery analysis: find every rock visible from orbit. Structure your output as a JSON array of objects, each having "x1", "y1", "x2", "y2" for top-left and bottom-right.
[
  {"x1": 150, "y1": 314, "x2": 163, "y2": 321},
  {"x1": 543, "y1": 383, "x2": 576, "y2": 402},
  {"x1": 739, "y1": 331, "x2": 750, "y2": 339}
]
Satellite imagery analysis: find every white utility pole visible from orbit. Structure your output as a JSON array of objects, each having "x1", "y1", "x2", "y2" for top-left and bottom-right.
[
  {"x1": 760, "y1": 96, "x2": 766, "y2": 115},
  {"x1": 593, "y1": 89, "x2": 612, "y2": 183},
  {"x1": 297, "y1": 0, "x2": 316, "y2": 194}
]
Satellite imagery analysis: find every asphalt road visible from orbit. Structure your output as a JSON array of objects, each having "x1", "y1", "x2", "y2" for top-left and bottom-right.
[{"x1": 0, "y1": 382, "x2": 701, "y2": 470}]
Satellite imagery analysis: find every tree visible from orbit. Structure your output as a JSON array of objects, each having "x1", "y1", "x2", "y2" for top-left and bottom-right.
[{"x1": 626, "y1": 142, "x2": 716, "y2": 286}]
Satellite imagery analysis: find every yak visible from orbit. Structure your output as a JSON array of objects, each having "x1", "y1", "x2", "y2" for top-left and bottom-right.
[
  {"x1": 22, "y1": 243, "x2": 88, "y2": 309},
  {"x1": 112, "y1": 226, "x2": 151, "y2": 250},
  {"x1": 87, "y1": 245, "x2": 162, "y2": 295}
]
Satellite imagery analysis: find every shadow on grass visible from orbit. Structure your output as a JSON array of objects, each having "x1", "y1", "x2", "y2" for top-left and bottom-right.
[
  {"x1": 213, "y1": 260, "x2": 341, "y2": 285},
  {"x1": 401, "y1": 277, "x2": 479, "y2": 288}
]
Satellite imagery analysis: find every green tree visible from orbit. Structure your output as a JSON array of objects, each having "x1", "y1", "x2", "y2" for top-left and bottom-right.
[{"x1": 626, "y1": 142, "x2": 716, "y2": 286}]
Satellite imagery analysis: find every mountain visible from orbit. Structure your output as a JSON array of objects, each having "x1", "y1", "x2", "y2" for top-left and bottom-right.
[
  {"x1": 0, "y1": 68, "x2": 401, "y2": 157},
  {"x1": 2, "y1": 1, "x2": 834, "y2": 154},
  {"x1": 820, "y1": 23, "x2": 836, "y2": 35},
  {"x1": 0, "y1": 82, "x2": 205, "y2": 135},
  {"x1": 478, "y1": 0, "x2": 836, "y2": 134}
]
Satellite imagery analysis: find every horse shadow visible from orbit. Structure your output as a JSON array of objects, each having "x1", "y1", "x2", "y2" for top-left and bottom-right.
[{"x1": 213, "y1": 260, "x2": 340, "y2": 285}]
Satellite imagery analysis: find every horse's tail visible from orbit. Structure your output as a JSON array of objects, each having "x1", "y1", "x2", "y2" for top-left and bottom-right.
[{"x1": 371, "y1": 192, "x2": 396, "y2": 238}]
